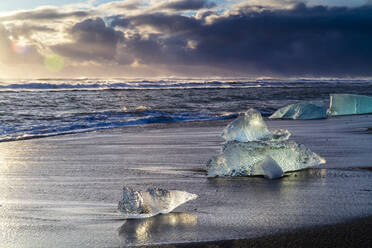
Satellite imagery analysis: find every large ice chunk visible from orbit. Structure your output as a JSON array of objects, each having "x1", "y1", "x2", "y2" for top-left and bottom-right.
[
  {"x1": 222, "y1": 108, "x2": 290, "y2": 142},
  {"x1": 327, "y1": 94, "x2": 372, "y2": 116},
  {"x1": 269, "y1": 101, "x2": 326, "y2": 120},
  {"x1": 118, "y1": 187, "x2": 197, "y2": 219},
  {"x1": 206, "y1": 141, "x2": 325, "y2": 178}
]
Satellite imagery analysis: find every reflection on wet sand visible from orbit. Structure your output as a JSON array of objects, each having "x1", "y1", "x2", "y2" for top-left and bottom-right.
[{"x1": 118, "y1": 212, "x2": 197, "y2": 244}]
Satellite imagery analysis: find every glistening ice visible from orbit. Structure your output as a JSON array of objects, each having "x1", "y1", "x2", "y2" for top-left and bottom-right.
[
  {"x1": 222, "y1": 108, "x2": 290, "y2": 142},
  {"x1": 207, "y1": 109, "x2": 326, "y2": 178},
  {"x1": 206, "y1": 140, "x2": 325, "y2": 177},
  {"x1": 327, "y1": 94, "x2": 372, "y2": 116},
  {"x1": 269, "y1": 101, "x2": 326, "y2": 120},
  {"x1": 118, "y1": 187, "x2": 197, "y2": 219}
]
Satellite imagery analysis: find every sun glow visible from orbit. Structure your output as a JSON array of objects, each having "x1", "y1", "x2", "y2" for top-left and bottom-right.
[{"x1": 11, "y1": 39, "x2": 29, "y2": 55}]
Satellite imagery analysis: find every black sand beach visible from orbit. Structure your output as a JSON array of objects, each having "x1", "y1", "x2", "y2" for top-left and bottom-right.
[
  {"x1": 146, "y1": 216, "x2": 372, "y2": 248},
  {"x1": 0, "y1": 115, "x2": 372, "y2": 247}
]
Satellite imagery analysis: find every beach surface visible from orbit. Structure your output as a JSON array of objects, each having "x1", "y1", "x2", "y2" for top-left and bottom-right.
[{"x1": 0, "y1": 114, "x2": 372, "y2": 247}]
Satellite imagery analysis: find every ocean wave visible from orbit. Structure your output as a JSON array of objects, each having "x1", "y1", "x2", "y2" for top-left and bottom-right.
[
  {"x1": 1, "y1": 79, "x2": 370, "y2": 91},
  {"x1": 0, "y1": 110, "x2": 237, "y2": 143},
  {"x1": 0, "y1": 81, "x2": 249, "y2": 91},
  {"x1": 1, "y1": 78, "x2": 372, "y2": 142}
]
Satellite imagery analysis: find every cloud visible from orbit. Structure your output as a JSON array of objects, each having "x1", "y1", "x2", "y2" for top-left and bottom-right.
[
  {"x1": 52, "y1": 18, "x2": 125, "y2": 62},
  {"x1": 0, "y1": 7, "x2": 90, "y2": 21},
  {"x1": 2, "y1": 1, "x2": 372, "y2": 77},
  {"x1": 156, "y1": 0, "x2": 216, "y2": 11},
  {"x1": 97, "y1": 0, "x2": 143, "y2": 11},
  {"x1": 130, "y1": 13, "x2": 201, "y2": 33},
  {"x1": 6, "y1": 23, "x2": 56, "y2": 39},
  {"x1": 234, "y1": 0, "x2": 299, "y2": 10},
  {"x1": 108, "y1": 3, "x2": 372, "y2": 76}
]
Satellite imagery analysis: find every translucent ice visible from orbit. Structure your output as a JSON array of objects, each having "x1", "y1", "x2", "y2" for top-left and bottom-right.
[
  {"x1": 252, "y1": 156, "x2": 284, "y2": 179},
  {"x1": 118, "y1": 187, "x2": 197, "y2": 219},
  {"x1": 327, "y1": 94, "x2": 372, "y2": 116},
  {"x1": 206, "y1": 141, "x2": 325, "y2": 177},
  {"x1": 222, "y1": 108, "x2": 290, "y2": 142},
  {"x1": 208, "y1": 108, "x2": 325, "y2": 178},
  {"x1": 269, "y1": 101, "x2": 326, "y2": 120}
]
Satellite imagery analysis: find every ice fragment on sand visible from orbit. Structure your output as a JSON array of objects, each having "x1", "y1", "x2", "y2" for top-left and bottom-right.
[
  {"x1": 222, "y1": 108, "x2": 290, "y2": 142},
  {"x1": 327, "y1": 94, "x2": 372, "y2": 116},
  {"x1": 252, "y1": 156, "x2": 284, "y2": 179},
  {"x1": 207, "y1": 108, "x2": 325, "y2": 178},
  {"x1": 118, "y1": 187, "x2": 197, "y2": 219},
  {"x1": 206, "y1": 141, "x2": 325, "y2": 178},
  {"x1": 269, "y1": 101, "x2": 326, "y2": 120}
]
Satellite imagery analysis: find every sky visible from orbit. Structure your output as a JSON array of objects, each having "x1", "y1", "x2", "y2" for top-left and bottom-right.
[{"x1": 0, "y1": 0, "x2": 371, "y2": 78}]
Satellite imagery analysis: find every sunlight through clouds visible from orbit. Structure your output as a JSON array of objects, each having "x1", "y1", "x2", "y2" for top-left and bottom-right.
[
  {"x1": 0, "y1": 0, "x2": 371, "y2": 77},
  {"x1": 11, "y1": 39, "x2": 29, "y2": 55}
]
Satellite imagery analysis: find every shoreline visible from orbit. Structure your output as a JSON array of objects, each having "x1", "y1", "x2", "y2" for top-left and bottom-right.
[
  {"x1": 1, "y1": 114, "x2": 372, "y2": 247},
  {"x1": 3, "y1": 112, "x2": 371, "y2": 144}
]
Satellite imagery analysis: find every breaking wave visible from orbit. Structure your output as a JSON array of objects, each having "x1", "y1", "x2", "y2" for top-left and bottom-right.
[
  {"x1": 0, "y1": 110, "x2": 237, "y2": 143},
  {"x1": 1, "y1": 78, "x2": 372, "y2": 142},
  {"x1": 1, "y1": 78, "x2": 371, "y2": 91}
]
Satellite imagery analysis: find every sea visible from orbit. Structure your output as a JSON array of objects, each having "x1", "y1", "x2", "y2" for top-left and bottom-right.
[{"x1": 1, "y1": 78, "x2": 372, "y2": 142}]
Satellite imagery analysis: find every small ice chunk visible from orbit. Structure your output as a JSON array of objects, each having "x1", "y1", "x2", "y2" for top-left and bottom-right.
[
  {"x1": 252, "y1": 156, "x2": 284, "y2": 179},
  {"x1": 118, "y1": 187, "x2": 197, "y2": 219},
  {"x1": 206, "y1": 141, "x2": 326, "y2": 177},
  {"x1": 269, "y1": 101, "x2": 326, "y2": 120},
  {"x1": 327, "y1": 94, "x2": 372, "y2": 116},
  {"x1": 222, "y1": 108, "x2": 290, "y2": 142}
]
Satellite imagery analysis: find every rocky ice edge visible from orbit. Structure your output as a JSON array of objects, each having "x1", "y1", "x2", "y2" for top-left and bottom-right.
[
  {"x1": 207, "y1": 108, "x2": 326, "y2": 178},
  {"x1": 118, "y1": 187, "x2": 198, "y2": 219},
  {"x1": 327, "y1": 94, "x2": 372, "y2": 116},
  {"x1": 222, "y1": 108, "x2": 290, "y2": 142},
  {"x1": 269, "y1": 101, "x2": 326, "y2": 120}
]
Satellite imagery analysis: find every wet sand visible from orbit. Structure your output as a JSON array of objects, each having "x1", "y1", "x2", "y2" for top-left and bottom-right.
[
  {"x1": 147, "y1": 216, "x2": 372, "y2": 248},
  {"x1": 0, "y1": 114, "x2": 371, "y2": 247}
]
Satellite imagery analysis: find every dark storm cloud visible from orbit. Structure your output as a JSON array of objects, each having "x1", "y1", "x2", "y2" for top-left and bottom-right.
[
  {"x1": 110, "y1": 3, "x2": 372, "y2": 76},
  {"x1": 130, "y1": 13, "x2": 201, "y2": 33},
  {"x1": 109, "y1": 16, "x2": 131, "y2": 28},
  {"x1": 156, "y1": 0, "x2": 216, "y2": 11},
  {"x1": 13, "y1": 2, "x2": 371, "y2": 76},
  {"x1": 71, "y1": 18, "x2": 123, "y2": 44},
  {"x1": 53, "y1": 18, "x2": 125, "y2": 62}
]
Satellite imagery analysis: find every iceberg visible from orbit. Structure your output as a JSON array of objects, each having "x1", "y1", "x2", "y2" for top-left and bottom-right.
[
  {"x1": 206, "y1": 140, "x2": 325, "y2": 177},
  {"x1": 269, "y1": 101, "x2": 326, "y2": 120},
  {"x1": 327, "y1": 94, "x2": 372, "y2": 116},
  {"x1": 222, "y1": 108, "x2": 290, "y2": 142},
  {"x1": 118, "y1": 187, "x2": 197, "y2": 219}
]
